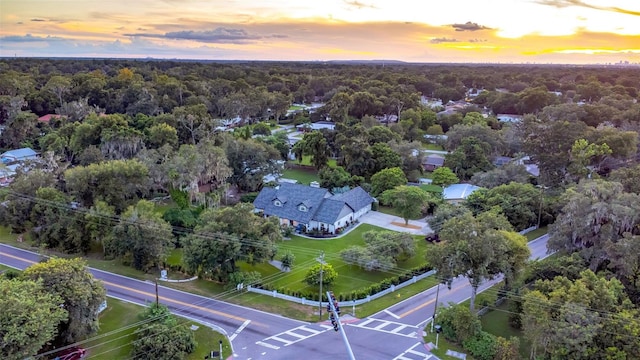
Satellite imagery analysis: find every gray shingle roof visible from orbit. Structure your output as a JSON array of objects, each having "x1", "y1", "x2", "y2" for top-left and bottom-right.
[
  {"x1": 253, "y1": 183, "x2": 329, "y2": 224},
  {"x1": 330, "y1": 186, "x2": 374, "y2": 213},
  {"x1": 253, "y1": 184, "x2": 373, "y2": 225},
  {"x1": 314, "y1": 199, "x2": 349, "y2": 223}
]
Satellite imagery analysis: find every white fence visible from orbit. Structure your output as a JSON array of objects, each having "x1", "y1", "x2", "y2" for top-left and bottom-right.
[
  {"x1": 247, "y1": 269, "x2": 436, "y2": 307},
  {"x1": 519, "y1": 226, "x2": 537, "y2": 235}
]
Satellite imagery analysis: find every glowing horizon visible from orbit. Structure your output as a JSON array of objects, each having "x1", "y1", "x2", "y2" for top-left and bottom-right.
[{"x1": 1, "y1": 0, "x2": 639, "y2": 64}]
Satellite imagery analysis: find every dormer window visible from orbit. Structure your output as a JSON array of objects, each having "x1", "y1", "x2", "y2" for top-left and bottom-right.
[
  {"x1": 274, "y1": 200, "x2": 282, "y2": 207},
  {"x1": 298, "y1": 204, "x2": 307, "y2": 212}
]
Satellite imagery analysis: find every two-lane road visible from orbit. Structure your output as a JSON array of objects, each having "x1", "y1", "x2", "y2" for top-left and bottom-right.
[
  {"x1": 0, "y1": 244, "x2": 308, "y2": 359},
  {"x1": 1, "y1": 234, "x2": 551, "y2": 359}
]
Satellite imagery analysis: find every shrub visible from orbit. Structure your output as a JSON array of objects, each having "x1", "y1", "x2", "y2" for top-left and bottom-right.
[
  {"x1": 463, "y1": 331, "x2": 498, "y2": 360},
  {"x1": 240, "y1": 192, "x2": 259, "y2": 203},
  {"x1": 436, "y1": 303, "x2": 482, "y2": 343}
]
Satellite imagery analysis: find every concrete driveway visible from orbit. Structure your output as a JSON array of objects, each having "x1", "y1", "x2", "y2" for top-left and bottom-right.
[{"x1": 358, "y1": 211, "x2": 433, "y2": 235}]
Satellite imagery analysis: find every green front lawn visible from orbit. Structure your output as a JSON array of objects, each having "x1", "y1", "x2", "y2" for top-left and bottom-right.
[
  {"x1": 420, "y1": 184, "x2": 444, "y2": 193},
  {"x1": 257, "y1": 224, "x2": 430, "y2": 296},
  {"x1": 281, "y1": 168, "x2": 320, "y2": 185},
  {"x1": 377, "y1": 205, "x2": 424, "y2": 220},
  {"x1": 289, "y1": 155, "x2": 337, "y2": 168},
  {"x1": 87, "y1": 299, "x2": 231, "y2": 360},
  {"x1": 422, "y1": 143, "x2": 445, "y2": 151}
]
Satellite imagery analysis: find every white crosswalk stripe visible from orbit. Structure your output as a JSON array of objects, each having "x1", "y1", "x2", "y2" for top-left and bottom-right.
[
  {"x1": 349, "y1": 318, "x2": 419, "y2": 338},
  {"x1": 256, "y1": 325, "x2": 332, "y2": 350},
  {"x1": 392, "y1": 342, "x2": 435, "y2": 360}
]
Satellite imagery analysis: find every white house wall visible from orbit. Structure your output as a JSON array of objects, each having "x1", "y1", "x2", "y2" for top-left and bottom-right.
[{"x1": 353, "y1": 204, "x2": 372, "y2": 219}]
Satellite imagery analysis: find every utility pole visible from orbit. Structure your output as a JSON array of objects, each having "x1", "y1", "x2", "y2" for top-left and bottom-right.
[
  {"x1": 155, "y1": 278, "x2": 159, "y2": 306},
  {"x1": 536, "y1": 185, "x2": 547, "y2": 229},
  {"x1": 431, "y1": 282, "x2": 441, "y2": 333},
  {"x1": 327, "y1": 291, "x2": 356, "y2": 360},
  {"x1": 317, "y1": 252, "x2": 325, "y2": 321}
]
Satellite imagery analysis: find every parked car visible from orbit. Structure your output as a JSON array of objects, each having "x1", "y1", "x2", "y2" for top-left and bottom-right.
[
  {"x1": 425, "y1": 233, "x2": 441, "y2": 243},
  {"x1": 54, "y1": 347, "x2": 86, "y2": 360}
]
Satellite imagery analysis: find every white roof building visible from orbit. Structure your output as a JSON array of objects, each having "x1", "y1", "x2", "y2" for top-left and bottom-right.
[{"x1": 443, "y1": 184, "x2": 482, "y2": 203}]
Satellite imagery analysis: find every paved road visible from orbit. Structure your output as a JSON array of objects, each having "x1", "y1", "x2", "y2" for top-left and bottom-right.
[{"x1": 0, "y1": 234, "x2": 551, "y2": 359}]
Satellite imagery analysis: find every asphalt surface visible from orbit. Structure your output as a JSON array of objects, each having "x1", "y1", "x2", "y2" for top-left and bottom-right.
[{"x1": 0, "y1": 234, "x2": 551, "y2": 360}]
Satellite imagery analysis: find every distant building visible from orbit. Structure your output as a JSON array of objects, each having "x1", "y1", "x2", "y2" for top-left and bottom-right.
[
  {"x1": 493, "y1": 156, "x2": 513, "y2": 167},
  {"x1": 37, "y1": 114, "x2": 65, "y2": 123},
  {"x1": 423, "y1": 154, "x2": 445, "y2": 172},
  {"x1": 296, "y1": 121, "x2": 336, "y2": 132},
  {"x1": 496, "y1": 114, "x2": 524, "y2": 123},
  {"x1": 443, "y1": 184, "x2": 482, "y2": 204},
  {"x1": 1, "y1": 148, "x2": 38, "y2": 164}
]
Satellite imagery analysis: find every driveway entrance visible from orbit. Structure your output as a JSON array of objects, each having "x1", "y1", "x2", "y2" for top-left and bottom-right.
[{"x1": 358, "y1": 211, "x2": 433, "y2": 235}]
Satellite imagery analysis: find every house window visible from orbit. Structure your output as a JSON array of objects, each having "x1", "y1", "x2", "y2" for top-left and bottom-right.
[
  {"x1": 274, "y1": 200, "x2": 282, "y2": 207},
  {"x1": 298, "y1": 205, "x2": 307, "y2": 212}
]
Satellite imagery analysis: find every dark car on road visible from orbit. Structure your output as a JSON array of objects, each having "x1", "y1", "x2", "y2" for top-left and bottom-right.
[
  {"x1": 425, "y1": 233, "x2": 441, "y2": 243},
  {"x1": 54, "y1": 347, "x2": 86, "y2": 360}
]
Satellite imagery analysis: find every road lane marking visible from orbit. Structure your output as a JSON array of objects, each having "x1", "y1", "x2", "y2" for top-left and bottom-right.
[
  {"x1": 390, "y1": 325, "x2": 408, "y2": 333},
  {"x1": 356, "y1": 318, "x2": 376, "y2": 327},
  {"x1": 374, "y1": 322, "x2": 388, "y2": 330},
  {"x1": 397, "y1": 282, "x2": 468, "y2": 318},
  {"x1": 297, "y1": 326, "x2": 320, "y2": 335},
  {"x1": 384, "y1": 309, "x2": 401, "y2": 319},
  {"x1": 0, "y1": 251, "x2": 36, "y2": 265},
  {"x1": 256, "y1": 341, "x2": 280, "y2": 350},
  {"x1": 393, "y1": 342, "x2": 432, "y2": 360},
  {"x1": 102, "y1": 280, "x2": 251, "y2": 323},
  {"x1": 1, "y1": 250, "x2": 258, "y2": 326},
  {"x1": 229, "y1": 320, "x2": 251, "y2": 341},
  {"x1": 269, "y1": 336, "x2": 292, "y2": 345}
]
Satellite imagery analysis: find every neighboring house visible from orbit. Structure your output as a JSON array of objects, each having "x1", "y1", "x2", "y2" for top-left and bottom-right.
[
  {"x1": 443, "y1": 183, "x2": 482, "y2": 204},
  {"x1": 496, "y1": 114, "x2": 524, "y2": 123},
  {"x1": 493, "y1": 156, "x2": 513, "y2": 167},
  {"x1": 296, "y1": 121, "x2": 336, "y2": 132},
  {"x1": 0, "y1": 164, "x2": 19, "y2": 187},
  {"x1": 1, "y1": 148, "x2": 38, "y2": 164},
  {"x1": 253, "y1": 183, "x2": 374, "y2": 234},
  {"x1": 514, "y1": 156, "x2": 540, "y2": 177},
  {"x1": 423, "y1": 154, "x2": 445, "y2": 171},
  {"x1": 37, "y1": 114, "x2": 64, "y2": 123},
  {"x1": 375, "y1": 114, "x2": 398, "y2": 124}
]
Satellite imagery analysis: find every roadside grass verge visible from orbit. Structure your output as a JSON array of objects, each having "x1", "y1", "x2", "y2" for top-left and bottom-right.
[
  {"x1": 354, "y1": 276, "x2": 438, "y2": 318},
  {"x1": 87, "y1": 298, "x2": 231, "y2": 360},
  {"x1": 525, "y1": 226, "x2": 548, "y2": 241},
  {"x1": 480, "y1": 300, "x2": 530, "y2": 358},
  {"x1": 423, "y1": 332, "x2": 473, "y2": 359}
]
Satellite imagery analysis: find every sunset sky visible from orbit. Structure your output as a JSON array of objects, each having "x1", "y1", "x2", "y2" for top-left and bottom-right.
[{"x1": 1, "y1": 0, "x2": 639, "y2": 64}]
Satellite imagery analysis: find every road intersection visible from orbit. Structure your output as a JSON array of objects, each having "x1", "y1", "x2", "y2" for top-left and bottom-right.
[{"x1": 0, "y1": 234, "x2": 550, "y2": 359}]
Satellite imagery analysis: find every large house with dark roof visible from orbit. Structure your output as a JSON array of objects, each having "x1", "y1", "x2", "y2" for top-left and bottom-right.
[{"x1": 253, "y1": 183, "x2": 374, "y2": 234}]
